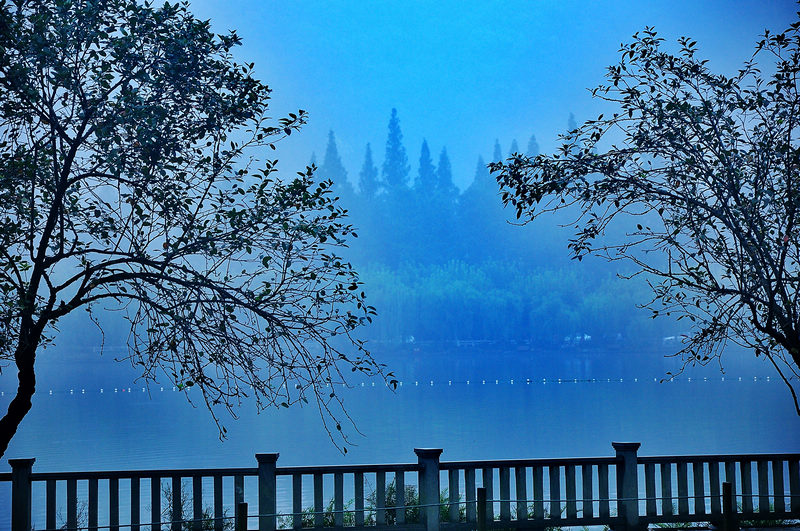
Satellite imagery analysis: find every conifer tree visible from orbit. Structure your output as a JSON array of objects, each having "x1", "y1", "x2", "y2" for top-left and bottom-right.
[
  {"x1": 508, "y1": 139, "x2": 520, "y2": 157},
  {"x1": 493, "y1": 139, "x2": 502, "y2": 163},
  {"x1": 382, "y1": 108, "x2": 410, "y2": 191},
  {"x1": 526, "y1": 134, "x2": 540, "y2": 157},
  {"x1": 320, "y1": 130, "x2": 354, "y2": 200},
  {"x1": 415, "y1": 139, "x2": 437, "y2": 191},
  {"x1": 358, "y1": 143, "x2": 379, "y2": 199},
  {"x1": 436, "y1": 147, "x2": 457, "y2": 196}
]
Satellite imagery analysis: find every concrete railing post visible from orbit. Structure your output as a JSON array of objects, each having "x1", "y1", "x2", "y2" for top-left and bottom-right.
[
  {"x1": 613, "y1": 442, "x2": 641, "y2": 531},
  {"x1": 10, "y1": 458, "x2": 35, "y2": 531},
  {"x1": 256, "y1": 453, "x2": 279, "y2": 531},
  {"x1": 415, "y1": 448, "x2": 443, "y2": 531}
]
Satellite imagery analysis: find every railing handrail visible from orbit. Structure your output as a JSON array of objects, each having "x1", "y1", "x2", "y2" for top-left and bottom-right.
[
  {"x1": 278, "y1": 463, "x2": 421, "y2": 475},
  {"x1": 638, "y1": 452, "x2": 800, "y2": 464},
  {"x1": 4, "y1": 452, "x2": 797, "y2": 483},
  {"x1": 440, "y1": 456, "x2": 620, "y2": 469}
]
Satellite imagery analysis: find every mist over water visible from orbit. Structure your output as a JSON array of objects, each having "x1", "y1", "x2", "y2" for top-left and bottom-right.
[{"x1": 2, "y1": 5, "x2": 799, "y2": 530}]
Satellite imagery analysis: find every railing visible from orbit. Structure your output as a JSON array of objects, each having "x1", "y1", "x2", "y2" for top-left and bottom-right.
[{"x1": 3, "y1": 443, "x2": 799, "y2": 531}]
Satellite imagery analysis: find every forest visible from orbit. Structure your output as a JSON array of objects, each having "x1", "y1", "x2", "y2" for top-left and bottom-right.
[{"x1": 314, "y1": 109, "x2": 680, "y2": 347}]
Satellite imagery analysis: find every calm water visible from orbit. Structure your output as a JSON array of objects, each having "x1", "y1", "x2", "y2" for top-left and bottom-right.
[{"x1": 1, "y1": 348, "x2": 798, "y2": 528}]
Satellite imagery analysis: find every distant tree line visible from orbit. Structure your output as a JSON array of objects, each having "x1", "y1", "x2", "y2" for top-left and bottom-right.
[{"x1": 313, "y1": 109, "x2": 681, "y2": 345}]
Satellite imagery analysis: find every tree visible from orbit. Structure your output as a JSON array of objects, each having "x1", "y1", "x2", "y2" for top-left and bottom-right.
[
  {"x1": 414, "y1": 139, "x2": 436, "y2": 191},
  {"x1": 508, "y1": 139, "x2": 520, "y2": 158},
  {"x1": 382, "y1": 108, "x2": 409, "y2": 191},
  {"x1": 319, "y1": 130, "x2": 354, "y2": 203},
  {"x1": 526, "y1": 134, "x2": 540, "y2": 157},
  {"x1": 358, "y1": 143, "x2": 379, "y2": 199},
  {"x1": 491, "y1": 21, "x2": 800, "y2": 412},
  {"x1": 492, "y1": 139, "x2": 502, "y2": 163},
  {"x1": 0, "y1": 0, "x2": 391, "y2": 458},
  {"x1": 436, "y1": 147, "x2": 457, "y2": 198}
]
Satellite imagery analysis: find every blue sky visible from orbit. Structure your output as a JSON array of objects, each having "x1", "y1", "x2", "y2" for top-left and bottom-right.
[{"x1": 187, "y1": 1, "x2": 795, "y2": 190}]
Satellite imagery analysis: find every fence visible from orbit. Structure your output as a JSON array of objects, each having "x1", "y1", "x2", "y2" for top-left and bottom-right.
[{"x1": 3, "y1": 443, "x2": 799, "y2": 531}]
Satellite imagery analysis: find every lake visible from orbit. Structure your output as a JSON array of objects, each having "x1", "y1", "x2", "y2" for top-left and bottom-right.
[{"x1": 1, "y1": 346, "x2": 798, "y2": 528}]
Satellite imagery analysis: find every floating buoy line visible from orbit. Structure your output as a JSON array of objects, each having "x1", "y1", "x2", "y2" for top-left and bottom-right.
[{"x1": 0, "y1": 375, "x2": 783, "y2": 398}]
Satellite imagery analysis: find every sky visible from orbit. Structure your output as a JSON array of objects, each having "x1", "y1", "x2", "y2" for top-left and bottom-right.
[{"x1": 185, "y1": 0, "x2": 796, "y2": 191}]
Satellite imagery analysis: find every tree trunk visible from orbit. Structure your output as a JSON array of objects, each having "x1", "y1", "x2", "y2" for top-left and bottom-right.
[{"x1": 0, "y1": 334, "x2": 38, "y2": 459}]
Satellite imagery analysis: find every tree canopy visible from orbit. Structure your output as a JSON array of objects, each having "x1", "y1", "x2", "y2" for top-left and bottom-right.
[
  {"x1": 0, "y1": 0, "x2": 389, "y2": 457},
  {"x1": 491, "y1": 19, "x2": 800, "y2": 412}
]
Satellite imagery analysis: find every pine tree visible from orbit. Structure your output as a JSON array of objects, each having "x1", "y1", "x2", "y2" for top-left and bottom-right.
[
  {"x1": 568, "y1": 112, "x2": 578, "y2": 132},
  {"x1": 358, "y1": 143, "x2": 379, "y2": 199},
  {"x1": 526, "y1": 134, "x2": 540, "y2": 157},
  {"x1": 415, "y1": 139, "x2": 436, "y2": 191},
  {"x1": 492, "y1": 139, "x2": 502, "y2": 162},
  {"x1": 382, "y1": 108, "x2": 409, "y2": 190},
  {"x1": 508, "y1": 139, "x2": 520, "y2": 157},
  {"x1": 436, "y1": 147, "x2": 456, "y2": 196},
  {"x1": 320, "y1": 130, "x2": 354, "y2": 199}
]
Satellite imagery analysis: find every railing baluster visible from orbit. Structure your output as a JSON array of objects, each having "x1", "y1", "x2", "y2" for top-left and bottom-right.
[
  {"x1": 449, "y1": 469, "x2": 460, "y2": 522},
  {"x1": 395, "y1": 470, "x2": 405, "y2": 525},
  {"x1": 532, "y1": 466, "x2": 544, "y2": 521},
  {"x1": 334, "y1": 472, "x2": 344, "y2": 527},
  {"x1": 151, "y1": 477, "x2": 161, "y2": 531},
  {"x1": 757, "y1": 460, "x2": 770, "y2": 514},
  {"x1": 234, "y1": 475, "x2": 244, "y2": 506},
  {"x1": 482, "y1": 467, "x2": 494, "y2": 522},
  {"x1": 598, "y1": 463, "x2": 609, "y2": 520},
  {"x1": 214, "y1": 475, "x2": 223, "y2": 531},
  {"x1": 515, "y1": 466, "x2": 528, "y2": 521},
  {"x1": 171, "y1": 476, "x2": 181, "y2": 531},
  {"x1": 110, "y1": 477, "x2": 120, "y2": 531},
  {"x1": 89, "y1": 478, "x2": 99, "y2": 531},
  {"x1": 741, "y1": 460, "x2": 753, "y2": 514},
  {"x1": 789, "y1": 460, "x2": 799, "y2": 512},
  {"x1": 565, "y1": 465, "x2": 577, "y2": 519},
  {"x1": 725, "y1": 460, "x2": 737, "y2": 517},
  {"x1": 131, "y1": 477, "x2": 141, "y2": 531},
  {"x1": 46, "y1": 479, "x2": 56, "y2": 531},
  {"x1": 466, "y1": 468, "x2": 476, "y2": 523},
  {"x1": 376, "y1": 471, "x2": 386, "y2": 526},
  {"x1": 499, "y1": 467, "x2": 510, "y2": 521},
  {"x1": 677, "y1": 462, "x2": 689, "y2": 516},
  {"x1": 693, "y1": 461, "x2": 706, "y2": 516},
  {"x1": 293, "y1": 474, "x2": 303, "y2": 530},
  {"x1": 581, "y1": 464, "x2": 593, "y2": 520},
  {"x1": 660, "y1": 463, "x2": 672, "y2": 516},
  {"x1": 313, "y1": 472, "x2": 324, "y2": 528},
  {"x1": 67, "y1": 478, "x2": 78, "y2": 531},
  {"x1": 354, "y1": 472, "x2": 365, "y2": 527},
  {"x1": 773, "y1": 460, "x2": 785, "y2": 514},
  {"x1": 549, "y1": 465, "x2": 561, "y2": 521},
  {"x1": 193, "y1": 475, "x2": 203, "y2": 531},
  {"x1": 709, "y1": 461, "x2": 721, "y2": 515},
  {"x1": 645, "y1": 463, "x2": 656, "y2": 517}
]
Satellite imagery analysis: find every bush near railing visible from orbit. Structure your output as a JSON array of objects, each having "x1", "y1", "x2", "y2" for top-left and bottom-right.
[{"x1": 278, "y1": 480, "x2": 466, "y2": 528}]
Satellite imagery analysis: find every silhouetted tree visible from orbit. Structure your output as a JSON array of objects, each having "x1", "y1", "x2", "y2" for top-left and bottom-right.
[
  {"x1": 493, "y1": 139, "x2": 502, "y2": 163},
  {"x1": 358, "y1": 143, "x2": 380, "y2": 199},
  {"x1": 320, "y1": 130, "x2": 354, "y2": 203},
  {"x1": 436, "y1": 147, "x2": 457, "y2": 197},
  {"x1": 508, "y1": 139, "x2": 520, "y2": 157},
  {"x1": 0, "y1": 0, "x2": 390, "y2": 457},
  {"x1": 414, "y1": 140, "x2": 437, "y2": 191},
  {"x1": 526, "y1": 134, "x2": 540, "y2": 157},
  {"x1": 492, "y1": 22, "x2": 800, "y2": 412},
  {"x1": 382, "y1": 108, "x2": 410, "y2": 191}
]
